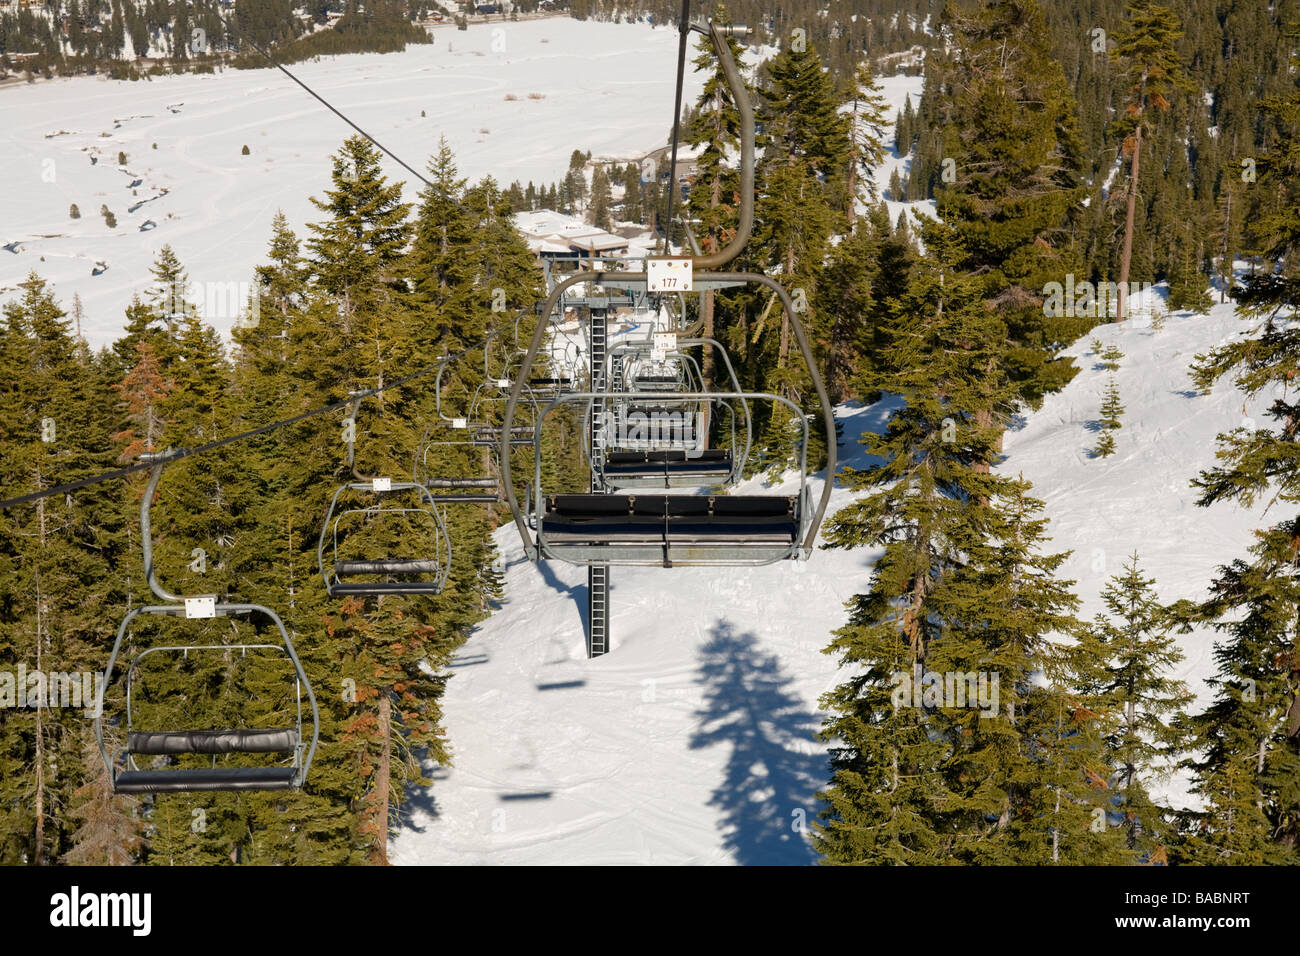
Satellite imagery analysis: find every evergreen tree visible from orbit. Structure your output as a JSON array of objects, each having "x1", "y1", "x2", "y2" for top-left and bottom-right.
[
  {"x1": 1112, "y1": 0, "x2": 1190, "y2": 322},
  {"x1": 1094, "y1": 376, "x2": 1124, "y2": 458},
  {"x1": 815, "y1": 218, "x2": 1018, "y2": 863},
  {"x1": 934, "y1": 0, "x2": 1090, "y2": 406},
  {"x1": 846, "y1": 60, "x2": 889, "y2": 216},
  {"x1": 1088, "y1": 555, "x2": 1190, "y2": 857},
  {"x1": 588, "y1": 164, "x2": 613, "y2": 230},
  {"x1": 304, "y1": 135, "x2": 412, "y2": 305},
  {"x1": 759, "y1": 39, "x2": 852, "y2": 215},
  {"x1": 1181, "y1": 75, "x2": 1300, "y2": 853},
  {"x1": 1178, "y1": 527, "x2": 1300, "y2": 864}
]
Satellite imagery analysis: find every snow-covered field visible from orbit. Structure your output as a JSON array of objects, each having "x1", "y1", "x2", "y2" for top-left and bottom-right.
[{"x1": 0, "y1": 20, "x2": 703, "y2": 347}]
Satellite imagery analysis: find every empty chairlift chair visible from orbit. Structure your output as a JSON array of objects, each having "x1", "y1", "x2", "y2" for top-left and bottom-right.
[
  {"x1": 95, "y1": 452, "x2": 319, "y2": 794},
  {"x1": 319, "y1": 478, "x2": 450, "y2": 596},
  {"x1": 318, "y1": 393, "x2": 451, "y2": 597},
  {"x1": 598, "y1": 337, "x2": 750, "y2": 490}
]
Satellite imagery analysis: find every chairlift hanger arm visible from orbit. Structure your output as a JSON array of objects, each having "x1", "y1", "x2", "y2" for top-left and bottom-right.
[{"x1": 684, "y1": 21, "x2": 753, "y2": 271}]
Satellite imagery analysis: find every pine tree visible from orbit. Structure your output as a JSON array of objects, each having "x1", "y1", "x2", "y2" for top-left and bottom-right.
[
  {"x1": 588, "y1": 164, "x2": 613, "y2": 230},
  {"x1": 685, "y1": 7, "x2": 749, "y2": 431},
  {"x1": 1176, "y1": 521, "x2": 1300, "y2": 863},
  {"x1": 846, "y1": 60, "x2": 889, "y2": 216},
  {"x1": 1094, "y1": 375, "x2": 1124, "y2": 458},
  {"x1": 0, "y1": 273, "x2": 127, "y2": 865},
  {"x1": 887, "y1": 166, "x2": 903, "y2": 202},
  {"x1": 759, "y1": 39, "x2": 852, "y2": 215},
  {"x1": 934, "y1": 0, "x2": 1090, "y2": 406},
  {"x1": 1089, "y1": 554, "x2": 1190, "y2": 857},
  {"x1": 304, "y1": 135, "x2": 412, "y2": 303},
  {"x1": 938, "y1": 481, "x2": 1120, "y2": 864},
  {"x1": 1181, "y1": 71, "x2": 1300, "y2": 853},
  {"x1": 1112, "y1": 1, "x2": 1190, "y2": 322},
  {"x1": 620, "y1": 163, "x2": 641, "y2": 221},
  {"x1": 815, "y1": 218, "x2": 1019, "y2": 863}
]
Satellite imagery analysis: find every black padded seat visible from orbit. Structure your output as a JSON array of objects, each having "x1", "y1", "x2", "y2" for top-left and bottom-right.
[
  {"x1": 336, "y1": 559, "x2": 440, "y2": 575},
  {"x1": 427, "y1": 493, "x2": 499, "y2": 503},
  {"x1": 669, "y1": 496, "x2": 798, "y2": 543},
  {"x1": 329, "y1": 581, "x2": 444, "y2": 595},
  {"x1": 606, "y1": 449, "x2": 731, "y2": 466},
  {"x1": 634, "y1": 376, "x2": 680, "y2": 386},
  {"x1": 114, "y1": 767, "x2": 298, "y2": 794},
  {"x1": 128, "y1": 728, "x2": 297, "y2": 755},
  {"x1": 603, "y1": 450, "x2": 734, "y2": 485},
  {"x1": 541, "y1": 494, "x2": 798, "y2": 545},
  {"x1": 424, "y1": 477, "x2": 498, "y2": 488}
]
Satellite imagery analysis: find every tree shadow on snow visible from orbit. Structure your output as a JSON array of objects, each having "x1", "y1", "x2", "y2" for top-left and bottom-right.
[
  {"x1": 689, "y1": 621, "x2": 827, "y2": 865},
  {"x1": 396, "y1": 749, "x2": 449, "y2": 834}
]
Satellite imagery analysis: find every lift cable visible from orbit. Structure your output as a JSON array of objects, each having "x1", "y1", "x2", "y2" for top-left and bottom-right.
[
  {"x1": 215, "y1": 9, "x2": 434, "y2": 190},
  {"x1": 661, "y1": 0, "x2": 693, "y2": 252},
  {"x1": 0, "y1": 322, "x2": 521, "y2": 512}
]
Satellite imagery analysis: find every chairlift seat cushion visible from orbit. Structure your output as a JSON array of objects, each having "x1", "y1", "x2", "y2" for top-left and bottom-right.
[
  {"x1": 604, "y1": 449, "x2": 733, "y2": 481},
  {"x1": 128, "y1": 728, "x2": 299, "y2": 755},
  {"x1": 336, "y1": 559, "x2": 440, "y2": 575},
  {"x1": 542, "y1": 494, "x2": 798, "y2": 544},
  {"x1": 329, "y1": 581, "x2": 445, "y2": 595},
  {"x1": 606, "y1": 449, "x2": 731, "y2": 465},
  {"x1": 424, "y1": 477, "x2": 498, "y2": 488},
  {"x1": 113, "y1": 767, "x2": 298, "y2": 793}
]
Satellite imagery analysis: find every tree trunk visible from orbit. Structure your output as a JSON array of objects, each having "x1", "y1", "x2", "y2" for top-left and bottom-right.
[
  {"x1": 1117, "y1": 124, "x2": 1142, "y2": 322},
  {"x1": 34, "y1": 483, "x2": 46, "y2": 865},
  {"x1": 371, "y1": 690, "x2": 391, "y2": 865},
  {"x1": 701, "y1": 290, "x2": 715, "y2": 439}
]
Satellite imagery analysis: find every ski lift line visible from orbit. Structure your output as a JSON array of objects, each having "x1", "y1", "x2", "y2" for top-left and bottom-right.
[
  {"x1": 0, "y1": 306, "x2": 537, "y2": 512},
  {"x1": 214, "y1": 10, "x2": 436, "y2": 190}
]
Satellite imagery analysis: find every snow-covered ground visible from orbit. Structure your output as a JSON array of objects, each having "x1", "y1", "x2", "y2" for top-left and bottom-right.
[
  {"x1": 389, "y1": 290, "x2": 1275, "y2": 864},
  {"x1": 0, "y1": 20, "x2": 704, "y2": 346},
  {"x1": 873, "y1": 74, "x2": 934, "y2": 227}
]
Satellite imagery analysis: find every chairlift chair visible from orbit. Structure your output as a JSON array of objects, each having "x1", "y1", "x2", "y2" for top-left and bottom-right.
[
  {"x1": 95, "y1": 453, "x2": 319, "y2": 794},
  {"x1": 596, "y1": 338, "x2": 752, "y2": 490},
  {"x1": 318, "y1": 393, "x2": 451, "y2": 597}
]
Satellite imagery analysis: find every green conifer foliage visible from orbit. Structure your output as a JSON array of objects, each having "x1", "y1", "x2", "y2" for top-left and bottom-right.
[{"x1": 1088, "y1": 555, "x2": 1190, "y2": 858}]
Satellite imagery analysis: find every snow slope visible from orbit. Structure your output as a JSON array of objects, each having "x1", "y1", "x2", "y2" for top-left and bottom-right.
[
  {"x1": 0, "y1": 20, "x2": 703, "y2": 347},
  {"x1": 389, "y1": 292, "x2": 1277, "y2": 864}
]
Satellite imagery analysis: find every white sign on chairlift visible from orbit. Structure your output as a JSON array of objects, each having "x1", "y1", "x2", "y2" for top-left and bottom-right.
[
  {"x1": 452, "y1": 417, "x2": 468, "y2": 429},
  {"x1": 372, "y1": 477, "x2": 392, "y2": 492},
  {"x1": 647, "y1": 257, "x2": 692, "y2": 292},
  {"x1": 496, "y1": 379, "x2": 511, "y2": 388},
  {"x1": 185, "y1": 595, "x2": 217, "y2": 619},
  {"x1": 651, "y1": 331, "x2": 676, "y2": 362}
]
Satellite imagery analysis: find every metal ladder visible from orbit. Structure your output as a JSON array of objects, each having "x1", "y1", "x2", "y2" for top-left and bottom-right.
[
  {"x1": 588, "y1": 306, "x2": 610, "y2": 658},
  {"x1": 587, "y1": 565, "x2": 609, "y2": 658}
]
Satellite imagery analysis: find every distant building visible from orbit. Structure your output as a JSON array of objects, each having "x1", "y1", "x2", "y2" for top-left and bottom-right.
[{"x1": 514, "y1": 209, "x2": 632, "y2": 261}]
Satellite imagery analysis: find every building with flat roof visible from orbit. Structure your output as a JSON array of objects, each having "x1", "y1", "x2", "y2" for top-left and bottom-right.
[{"x1": 514, "y1": 209, "x2": 632, "y2": 261}]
